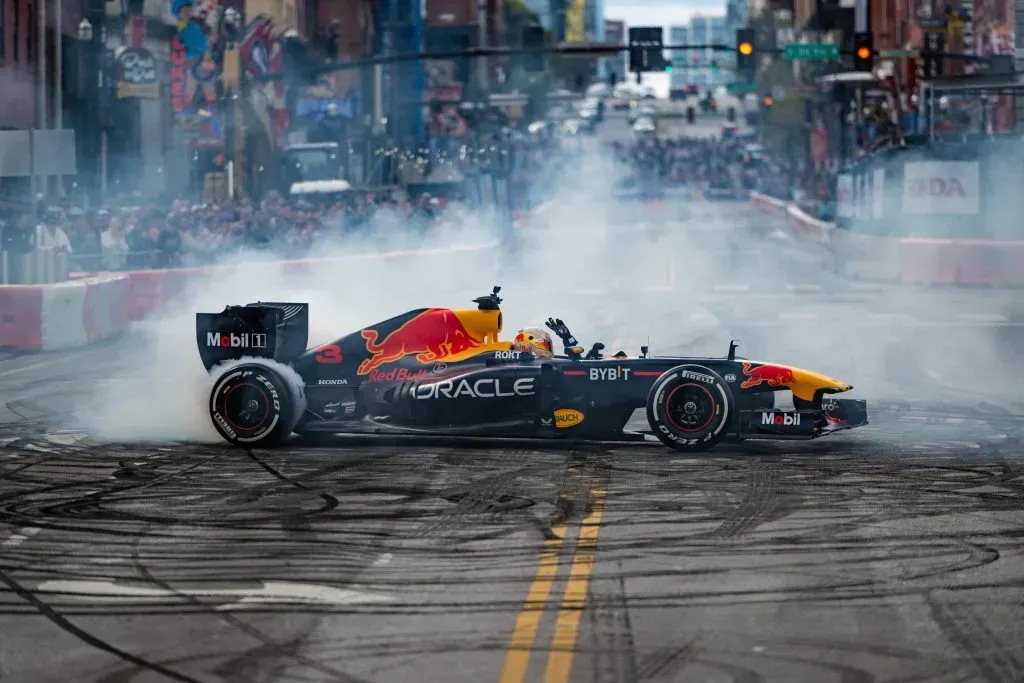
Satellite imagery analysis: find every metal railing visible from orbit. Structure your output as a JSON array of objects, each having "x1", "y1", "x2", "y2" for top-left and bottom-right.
[{"x1": 0, "y1": 250, "x2": 71, "y2": 285}]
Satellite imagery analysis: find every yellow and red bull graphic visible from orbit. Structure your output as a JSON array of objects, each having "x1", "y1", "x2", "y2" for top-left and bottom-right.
[
  {"x1": 739, "y1": 361, "x2": 852, "y2": 402},
  {"x1": 356, "y1": 308, "x2": 505, "y2": 376},
  {"x1": 740, "y1": 362, "x2": 797, "y2": 389}
]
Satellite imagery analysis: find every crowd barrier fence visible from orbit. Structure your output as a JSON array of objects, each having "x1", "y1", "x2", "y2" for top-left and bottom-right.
[
  {"x1": 0, "y1": 250, "x2": 72, "y2": 285},
  {"x1": 749, "y1": 191, "x2": 1024, "y2": 287}
]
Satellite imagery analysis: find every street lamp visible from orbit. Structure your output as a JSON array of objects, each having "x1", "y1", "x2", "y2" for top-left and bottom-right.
[
  {"x1": 77, "y1": 18, "x2": 93, "y2": 42},
  {"x1": 77, "y1": 17, "x2": 103, "y2": 203}
]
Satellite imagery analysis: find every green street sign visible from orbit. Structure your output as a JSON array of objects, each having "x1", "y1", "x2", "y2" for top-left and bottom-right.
[
  {"x1": 783, "y1": 43, "x2": 840, "y2": 60},
  {"x1": 879, "y1": 49, "x2": 916, "y2": 58}
]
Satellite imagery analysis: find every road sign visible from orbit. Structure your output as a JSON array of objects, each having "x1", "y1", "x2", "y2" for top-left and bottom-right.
[
  {"x1": 629, "y1": 26, "x2": 665, "y2": 72},
  {"x1": 783, "y1": 43, "x2": 839, "y2": 60},
  {"x1": 880, "y1": 49, "x2": 916, "y2": 58}
]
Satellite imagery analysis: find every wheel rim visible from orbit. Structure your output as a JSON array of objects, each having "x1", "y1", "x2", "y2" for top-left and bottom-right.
[
  {"x1": 665, "y1": 383, "x2": 716, "y2": 433},
  {"x1": 223, "y1": 382, "x2": 271, "y2": 432}
]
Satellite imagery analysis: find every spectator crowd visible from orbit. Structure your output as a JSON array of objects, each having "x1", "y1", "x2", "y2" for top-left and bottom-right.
[
  {"x1": 0, "y1": 118, "x2": 818, "y2": 282},
  {"x1": 609, "y1": 134, "x2": 771, "y2": 195},
  {"x1": 0, "y1": 189, "x2": 478, "y2": 275}
]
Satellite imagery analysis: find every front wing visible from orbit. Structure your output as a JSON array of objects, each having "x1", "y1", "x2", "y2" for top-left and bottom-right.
[{"x1": 737, "y1": 397, "x2": 868, "y2": 440}]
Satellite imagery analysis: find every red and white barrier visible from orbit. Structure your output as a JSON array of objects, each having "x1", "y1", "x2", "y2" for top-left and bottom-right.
[
  {"x1": 0, "y1": 212, "x2": 543, "y2": 353},
  {"x1": 899, "y1": 238, "x2": 1024, "y2": 287},
  {"x1": 749, "y1": 191, "x2": 789, "y2": 217},
  {"x1": 749, "y1": 191, "x2": 1024, "y2": 287},
  {"x1": 0, "y1": 274, "x2": 130, "y2": 351},
  {"x1": 785, "y1": 204, "x2": 835, "y2": 245}
]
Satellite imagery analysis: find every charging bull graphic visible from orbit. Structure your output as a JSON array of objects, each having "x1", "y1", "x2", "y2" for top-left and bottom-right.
[
  {"x1": 357, "y1": 309, "x2": 485, "y2": 375},
  {"x1": 740, "y1": 362, "x2": 797, "y2": 389}
]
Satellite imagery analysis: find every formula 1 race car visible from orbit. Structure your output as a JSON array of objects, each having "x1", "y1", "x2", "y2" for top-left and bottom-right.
[{"x1": 196, "y1": 287, "x2": 868, "y2": 452}]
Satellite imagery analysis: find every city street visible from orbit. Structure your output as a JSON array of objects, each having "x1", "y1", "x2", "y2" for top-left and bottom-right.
[{"x1": 2, "y1": 188, "x2": 1024, "y2": 682}]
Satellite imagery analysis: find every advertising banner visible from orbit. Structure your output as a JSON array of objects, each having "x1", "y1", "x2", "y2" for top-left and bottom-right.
[
  {"x1": 423, "y1": 26, "x2": 471, "y2": 102},
  {"x1": 117, "y1": 48, "x2": 160, "y2": 99},
  {"x1": 902, "y1": 160, "x2": 980, "y2": 215},
  {"x1": 565, "y1": 0, "x2": 585, "y2": 42}
]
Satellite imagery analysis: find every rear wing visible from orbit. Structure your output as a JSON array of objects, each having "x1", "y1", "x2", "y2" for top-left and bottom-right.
[{"x1": 196, "y1": 302, "x2": 309, "y2": 372}]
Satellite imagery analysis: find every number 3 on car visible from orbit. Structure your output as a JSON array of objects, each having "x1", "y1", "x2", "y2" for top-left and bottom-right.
[{"x1": 314, "y1": 344, "x2": 343, "y2": 364}]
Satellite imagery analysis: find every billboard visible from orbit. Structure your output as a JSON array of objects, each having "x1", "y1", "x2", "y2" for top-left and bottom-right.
[
  {"x1": 424, "y1": 26, "x2": 472, "y2": 102},
  {"x1": 565, "y1": 0, "x2": 586, "y2": 42}
]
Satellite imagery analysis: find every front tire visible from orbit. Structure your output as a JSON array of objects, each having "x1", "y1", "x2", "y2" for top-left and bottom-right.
[
  {"x1": 209, "y1": 363, "x2": 300, "y2": 447},
  {"x1": 646, "y1": 364, "x2": 732, "y2": 452}
]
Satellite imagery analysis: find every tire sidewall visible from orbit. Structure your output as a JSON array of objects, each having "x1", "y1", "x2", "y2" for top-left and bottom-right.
[
  {"x1": 210, "y1": 364, "x2": 294, "y2": 446},
  {"x1": 646, "y1": 364, "x2": 732, "y2": 451}
]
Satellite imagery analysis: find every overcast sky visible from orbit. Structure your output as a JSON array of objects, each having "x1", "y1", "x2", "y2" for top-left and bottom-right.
[{"x1": 605, "y1": 0, "x2": 726, "y2": 31}]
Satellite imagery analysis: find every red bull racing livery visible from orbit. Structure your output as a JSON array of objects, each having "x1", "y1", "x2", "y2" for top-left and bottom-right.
[{"x1": 196, "y1": 287, "x2": 868, "y2": 452}]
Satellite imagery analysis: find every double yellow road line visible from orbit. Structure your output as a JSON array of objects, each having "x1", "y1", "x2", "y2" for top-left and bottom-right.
[{"x1": 498, "y1": 468, "x2": 608, "y2": 683}]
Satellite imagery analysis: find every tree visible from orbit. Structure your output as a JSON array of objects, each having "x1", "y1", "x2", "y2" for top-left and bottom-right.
[{"x1": 502, "y1": 0, "x2": 542, "y2": 47}]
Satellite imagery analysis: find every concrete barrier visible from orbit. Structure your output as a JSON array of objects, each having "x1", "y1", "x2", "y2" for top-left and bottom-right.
[
  {"x1": 0, "y1": 202, "x2": 566, "y2": 355},
  {"x1": 899, "y1": 238, "x2": 1024, "y2": 287},
  {"x1": 749, "y1": 191, "x2": 789, "y2": 217},
  {"x1": 832, "y1": 231, "x2": 901, "y2": 282},
  {"x1": 1, "y1": 243, "x2": 499, "y2": 351},
  {"x1": 786, "y1": 204, "x2": 835, "y2": 245},
  {"x1": 0, "y1": 274, "x2": 130, "y2": 351},
  {"x1": 749, "y1": 190, "x2": 1024, "y2": 287}
]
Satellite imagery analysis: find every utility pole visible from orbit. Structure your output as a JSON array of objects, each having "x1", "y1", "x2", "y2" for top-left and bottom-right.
[
  {"x1": 477, "y1": 0, "x2": 488, "y2": 92},
  {"x1": 222, "y1": 7, "x2": 242, "y2": 199},
  {"x1": 55, "y1": 0, "x2": 64, "y2": 197},
  {"x1": 36, "y1": 0, "x2": 48, "y2": 205}
]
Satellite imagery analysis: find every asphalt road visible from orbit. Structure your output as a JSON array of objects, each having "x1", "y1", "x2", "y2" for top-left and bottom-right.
[{"x1": 3, "y1": 200, "x2": 1024, "y2": 683}]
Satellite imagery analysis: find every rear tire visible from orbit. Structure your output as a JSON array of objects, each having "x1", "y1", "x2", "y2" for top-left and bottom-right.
[
  {"x1": 646, "y1": 364, "x2": 732, "y2": 452},
  {"x1": 209, "y1": 363, "x2": 300, "y2": 447}
]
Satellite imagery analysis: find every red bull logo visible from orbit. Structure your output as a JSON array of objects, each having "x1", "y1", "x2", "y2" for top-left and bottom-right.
[
  {"x1": 367, "y1": 368, "x2": 428, "y2": 383},
  {"x1": 740, "y1": 362, "x2": 796, "y2": 389},
  {"x1": 357, "y1": 309, "x2": 484, "y2": 375}
]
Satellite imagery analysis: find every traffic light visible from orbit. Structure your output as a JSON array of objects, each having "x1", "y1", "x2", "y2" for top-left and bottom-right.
[
  {"x1": 736, "y1": 28, "x2": 756, "y2": 82},
  {"x1": 853, "y1": 31, "x2": 874, "y2": 72},
  {"x1": 762, "y1": 95, "x2": 774, "y2": 108}
]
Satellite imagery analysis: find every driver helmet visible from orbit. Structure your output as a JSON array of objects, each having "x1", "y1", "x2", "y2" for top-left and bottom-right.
[{"x1": 513, "y1": 327, "x2": 553, "y2": 358}]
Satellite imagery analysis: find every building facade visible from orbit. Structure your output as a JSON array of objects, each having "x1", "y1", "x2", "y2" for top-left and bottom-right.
[
  {"x1": 604, "y1": 19, "x2": 626, "y2": 81},
  {"x1": 584, "y1": 0, "x2": 606, "y2": 76},
  {"x1": 687, "y1": 14, "x2": 727, "y2": 88},
  {"x1": 669, "y1": 25, "x2": 690, "y2": 92},
  {"x1": 522, "y1": 0, "x2": 554, "y2": 30}
]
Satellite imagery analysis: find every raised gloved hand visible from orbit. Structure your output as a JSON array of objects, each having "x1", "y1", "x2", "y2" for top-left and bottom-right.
[{"x1": 545, "y1": 317, "x2": 578, "y2": 347}]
